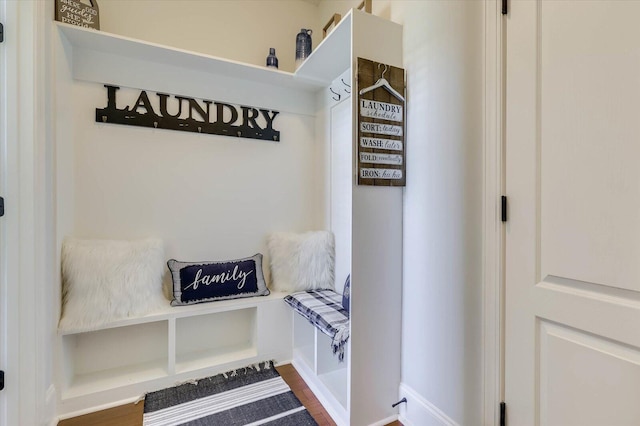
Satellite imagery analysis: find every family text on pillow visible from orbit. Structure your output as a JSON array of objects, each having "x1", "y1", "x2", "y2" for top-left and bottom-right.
[{"x1": 168, "y1": 253, "x2": 269, "y2": 306}]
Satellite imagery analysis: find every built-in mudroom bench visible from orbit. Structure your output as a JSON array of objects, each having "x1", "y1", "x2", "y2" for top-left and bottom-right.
[
  {"x1": 59, "y1": 292, "x2": 292, "y2": 415},
  {"x1": 53, "y1": 8, "x2": 403, "y2": 426}
]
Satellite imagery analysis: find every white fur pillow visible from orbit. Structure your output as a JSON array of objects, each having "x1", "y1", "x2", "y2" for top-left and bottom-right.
[
  {"x1": 59, "y1": 238, "x2": 168, "y2": 332},
  {"x1": 267, "y1": 231, "x2": 335, "y2": 293}
]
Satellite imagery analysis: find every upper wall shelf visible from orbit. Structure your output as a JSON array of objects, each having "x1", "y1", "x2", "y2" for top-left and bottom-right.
[
  {"x1": 56, "y1": 10, "x2": 353, "y2": 92},
  {"x1": 295, "y1": 9, "x2": 352, "y2": 85},
  {"x1": 56, "y1": 22, "x2": 318, "y2": 91}
]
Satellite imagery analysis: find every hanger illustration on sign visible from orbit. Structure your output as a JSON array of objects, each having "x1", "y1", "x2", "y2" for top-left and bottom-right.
[{"x1": 359, "y1": 63, "x2": 405, "y2": 101}]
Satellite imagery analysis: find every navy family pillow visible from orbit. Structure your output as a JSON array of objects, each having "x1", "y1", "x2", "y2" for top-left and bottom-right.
[
  {"x1": 342, "y1": 274, "x2": 350, "y2": 314},
  {"x1": 168, "y1": 253, "x2": 270, "y2": 306}
]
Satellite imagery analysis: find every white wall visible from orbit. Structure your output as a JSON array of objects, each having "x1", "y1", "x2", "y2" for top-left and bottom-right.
[
  {"x1": 323, "y1": 1, "x2": 484, "y2": 424},
  {"x1": 59, "y1": 81, "x2": 321, "y2": 291},
  {"x1": 395, "y1": 2, "x2": 484, "y2": 425},
  {"x1": 97, "y1": 0, "x2": 321, "y2": 73}
]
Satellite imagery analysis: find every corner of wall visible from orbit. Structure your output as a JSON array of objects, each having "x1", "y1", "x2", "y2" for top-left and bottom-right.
[{"x1": 398, "y1": 383, "x2": 460, "y2": 426}]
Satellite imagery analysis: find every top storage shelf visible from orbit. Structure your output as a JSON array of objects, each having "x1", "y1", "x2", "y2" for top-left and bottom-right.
[
  {"x1": 56, "y1": 9, "x2": 353, "y2": 91},
  {"x1": 294, "y1": 9, "x2": 352, "y2": 85}
]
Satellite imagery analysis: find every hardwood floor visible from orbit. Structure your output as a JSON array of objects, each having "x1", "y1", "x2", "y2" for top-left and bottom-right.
[
  {"x1": 276, "y1": 364, "x2": 336, "y2": 426},
  {"x1": 57, "y1": 403, "x2": 144, "y2": 426},
  {"x1": 58, "y1": 364, "x2": 402, "y2": 426},
  {"x1": 276, "y1": 365, "x2": 401, "y2": 426}
]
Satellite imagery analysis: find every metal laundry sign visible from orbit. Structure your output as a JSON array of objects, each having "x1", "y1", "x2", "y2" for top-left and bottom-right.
[{"x1": 95, "y1": 85, "x2": 281, "y2": 142}]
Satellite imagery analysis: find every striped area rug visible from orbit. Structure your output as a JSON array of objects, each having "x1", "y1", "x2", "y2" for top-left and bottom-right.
[{"x1": 143, "y1": 361, "x2": 318, "y2": 426}]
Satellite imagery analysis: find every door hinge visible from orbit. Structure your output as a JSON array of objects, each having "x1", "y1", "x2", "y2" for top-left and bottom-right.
[
  {"x1": 0, "y1": 23, "x2": 3, "y2": 43},
  {"x1": 501, "y1": 0, "x2": 507, "y2": 15},
  {"x1": 500, "y1": 401, "x2": 506, "y2": 426},
  {"x1": 501, "y1": 195, "x2": 507, "y2": 222},
  {"x1": 0, "y1": 370, "x2": 4, "y2": 391},
  {"x1": 0, "y1": 197, "x2": 4, "y2": 217}
]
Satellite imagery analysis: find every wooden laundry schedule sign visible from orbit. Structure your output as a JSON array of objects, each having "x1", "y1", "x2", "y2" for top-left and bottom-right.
[{"x1": 357, "y1": 58, "x2": 406, "y2": 186}]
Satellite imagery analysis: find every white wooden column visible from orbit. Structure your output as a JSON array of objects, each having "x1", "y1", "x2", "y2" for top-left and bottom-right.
[{"x1": 0, "y1": 0, "x2": 55, "y2": 424}]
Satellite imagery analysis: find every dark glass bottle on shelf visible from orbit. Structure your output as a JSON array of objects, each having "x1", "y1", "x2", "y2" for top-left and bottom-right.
[
  {"x1": 295, "y1": 29, "x2": 312, "y2": 69},
  {"x1": 266, "y1": 48, "x2": 278, "y2": 69}
]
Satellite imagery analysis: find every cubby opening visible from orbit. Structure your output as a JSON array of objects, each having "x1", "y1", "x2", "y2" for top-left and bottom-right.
[
  {"x1": 317, "y1": 329, "x2": 349, "y2": 409},
  {"x1": 61, "y1": 321, "x2": 169, "y2": 399},
  {"x1": 175, "y1": 307, "x2": 257, "y2": 374},
  {"x1": 291, "y1": 310, "x2": 349, "y2": 411},
  {"x1": 293, "y1": 312, "x2": 316, "y2": 369}
]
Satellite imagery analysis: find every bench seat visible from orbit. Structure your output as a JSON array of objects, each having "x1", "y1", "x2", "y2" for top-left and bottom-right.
[{"x1": 284, "y1": 290, "x2": 350, "y2": 361}]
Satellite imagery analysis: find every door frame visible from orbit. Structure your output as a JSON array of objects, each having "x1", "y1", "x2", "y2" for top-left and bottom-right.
[
  {"x1": 0, "y1": 1, "x2": 26, "y2": 424},
  {"x1": 0, "y1": 0, "x2": 54, "y2": 424},
  {"x1": 483, "y1": 0, "x2": 505, "y2": 424},
  {"x1": 0, "y1": 0, "x2": 20, "y2": 420}
]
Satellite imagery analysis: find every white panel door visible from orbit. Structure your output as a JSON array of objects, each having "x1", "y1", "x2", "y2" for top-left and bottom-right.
[{"x1": 505, "y1": 1, "x2": 640, "y2": 425}]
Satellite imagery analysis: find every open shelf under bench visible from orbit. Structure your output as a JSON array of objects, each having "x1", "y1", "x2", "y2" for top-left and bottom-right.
[
  {"x1": 291, "y1": 310, "x2": 349, "y2": 425},
  {"x1": 58, "y1": 292, "x2": 293, "y2": 418}
]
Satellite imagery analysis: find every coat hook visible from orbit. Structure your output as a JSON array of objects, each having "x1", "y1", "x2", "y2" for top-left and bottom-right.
[
  {"x1": 329, "y1": 87, "x2": 341, "y2": 101},
  {"x1": 341, "y1": 78, "x2": 351, "y2": 93}
]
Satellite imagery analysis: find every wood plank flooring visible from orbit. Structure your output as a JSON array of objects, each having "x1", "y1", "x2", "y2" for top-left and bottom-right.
[
  {"x1": 57, "y1": 402, "x2": 144, "y2": 426},
  {"x1": 277, "y1": 365, "x2": 400, "y2": 426},
  {"x1": 276, "y1": 364, "x2": 336, "y2": 425},
  {"x1": 58, "y1": 364, "x2": 402, "y2": 426}
]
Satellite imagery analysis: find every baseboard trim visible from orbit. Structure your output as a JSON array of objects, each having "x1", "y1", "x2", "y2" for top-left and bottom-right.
[
  {"x1": 398, "y1": 383, "x2": 460, "y2": 426},
  {"x1": 56, "y1": 395, "x2": 144, "y2": 421},
  {"x1": 369, "y1": 414, "x2": 399, "y2": 426}
]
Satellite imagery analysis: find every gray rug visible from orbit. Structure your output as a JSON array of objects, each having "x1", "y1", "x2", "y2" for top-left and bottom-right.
[{"x1": 143, "y1": 361, "x2": 318, "y2": 426}]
